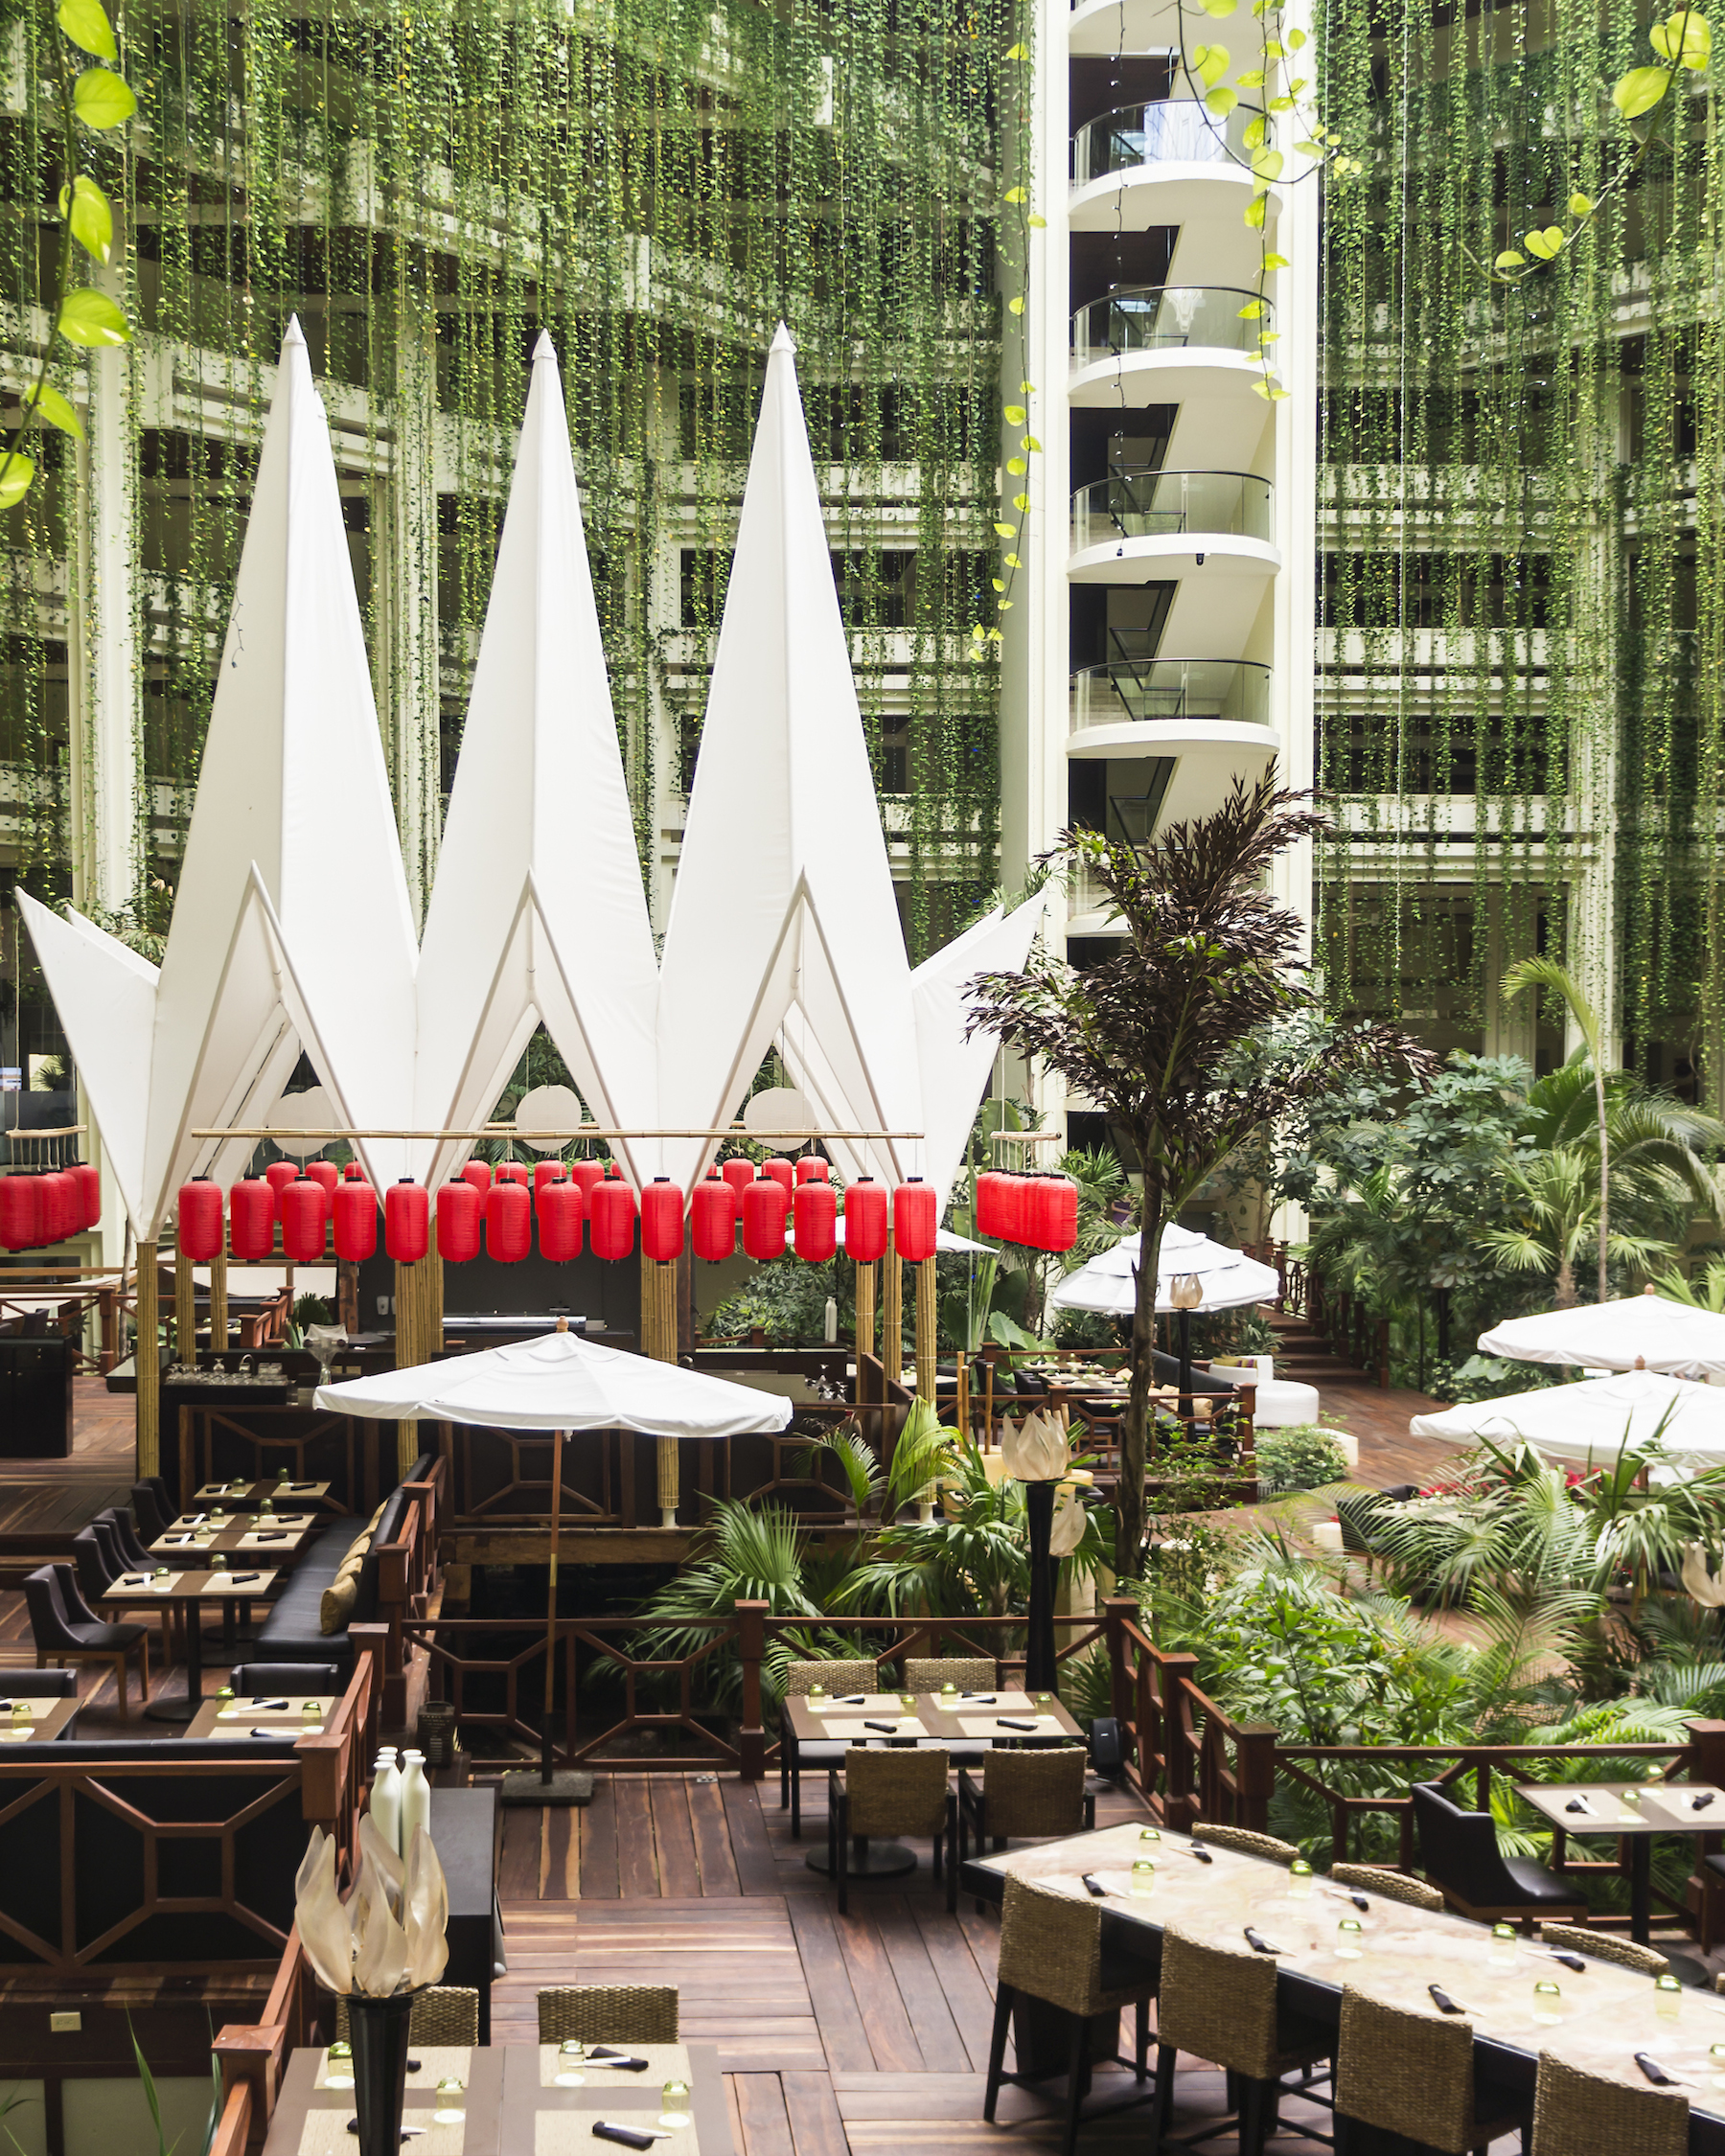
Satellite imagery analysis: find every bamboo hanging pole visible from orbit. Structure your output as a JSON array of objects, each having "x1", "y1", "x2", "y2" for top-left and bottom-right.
[
  {"x1": 135, "y1": 1242, "x2": 159, "y2": 1478},
  {"x1": 641, "y1": 1244, "x2": 680, "y2": 1527},
  {"x1": 209, "y1": 1242, "x2": 227, "y2": 1355},
  {"x1": 914, "y1": 1258, "x2": 937, "y2": 1403},
  {"x1": 855, "y1": 1260, "x2": 876, "y2": 1368},
  {"x1": 174, "y1": 1242, "x2": 196, "y2": 1365},
  {"x1": 195, "y1": 1124, "x2": 924, "y2": 1142},
  {"x1": 882, "y1": 1226, "x2": 903, "y2": 1386}
]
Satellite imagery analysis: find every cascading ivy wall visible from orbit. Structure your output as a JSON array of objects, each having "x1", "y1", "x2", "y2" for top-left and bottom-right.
[
  {"x1": 1316, "y1": 0, "x2": 1725, "y2": 1093},
  {"x1": 0, "y1": 0, "x2": 1021, "y2": 965}
]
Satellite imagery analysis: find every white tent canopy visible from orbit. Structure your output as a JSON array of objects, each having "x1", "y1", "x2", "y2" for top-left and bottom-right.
[
  {"x1": 1409, "y1": 1367, "x2": 1725, "y2": 1484},
  {"x1": 1047, "y1": 1226, "x2": 1281, "y2": 1317},
  {"x1": 315, "y1": 1326, "x2": 792, "y2": 1437},
  {"x1": 1477, "y1": 1294, "x2": 1725, "y2": 1383}
]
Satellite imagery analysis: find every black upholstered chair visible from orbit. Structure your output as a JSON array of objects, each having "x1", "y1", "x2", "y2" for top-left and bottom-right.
[
  {"x1": 95, "y1": 1504, "x2": 155, "y2": 1572},
  {"x1": 1412, "y1": 1779, "x2": 1589, "y2": 1928},
  {"x1": 0, "y1": 1669, "x2": 77, "y2": 1697},
  {"x1": 24, "y1": 1563, "x2": 150, "y2": 1716},
  {"x1": 130, "y1": 1479, "x2": 174, "y2": 1544},
  {"x1": 237, "y1": 1663, "x2": 341, "y2": 1696},
  {"x1": 81, "y1": 1521, "x2": 179, "y2": 1658},
  {"x1": 71, "y1": 1524, "x2": 118, "y2": 1606}
]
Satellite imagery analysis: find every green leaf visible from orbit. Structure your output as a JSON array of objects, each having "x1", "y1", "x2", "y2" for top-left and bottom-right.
[
  {"x1": 1252, "y1": 148, "x2": 1284, "y2": 183},
  {"x1": 1003, "y1": 41, "x2": 1028, "y2": 58},
  {"x1": 1205, "y1": 85, "x2": 1239, "y2": 117},
  {"x1": 57, "y1": 0, "x2": 116, "y2": 60},
  {"x1": 1243, "y1": 194, "x2": 1267, "y2": 229},
  {"x1": 1022, "y1": 434, "x2": 1042, "y2": 452},
  {"x1": 1012, "y1": 491, "x2": 1030, "y2": 511},
  {"x1": 0, "y1": 453, "x2": 35, "y2": 509},
  {"x1": 1243, "y1": 114, "x2": 1267, "y2": 149},
  {"x1": 1003, "y1": 552, "x2": 1022, "y2": 569},
  {"x1": 1613, "y1": 64, "x2": 1672, "y2": 118},
  {"x1": 1568, "y1": 192, "x2": 1595, "y2": 218},
  {"x1": 991, "y1": 577, "x2": 1005, "y2": 592},
  {"x1": 1003, "y1": 185, "x2": 1026, "y2": 204},
  {"x1": 1003, "y1": 403, "x2": 1025, "y2": 424},
  {"x1": 1201, "y1": 0, "x2": 1237, "y2": 12},
  {"x1": 1652, "y1": 10, "x2": 1711, "y2": 65},
  {"x1": 1238, "y1": 298, "x2": 1266, "y2": 317},
  {"x1": 58, "y1": 174, "x2": 112, "y2": 265},
  {"x1": 1495, "y1": 249, "x2": 1527, "y2": 268},
  {"x1": 1006, "y1": 454, "x2": 1027, "y2": 475},
  {"x1": 26, "y1": 382, "x2": 82, "y2": 440},
  {"x1": 1295, "y1": 137, "x2": 1327, "y2": 158},
  {"x1": 1027, "y1": 213, "x2": 1046, "y2": 229},
  {"x1": 1523, "y1": 225, "x2": 1564, "y2": 260},
  {"x1": 1007, "y1": 294, "x2": 1024, "y2": 315},
  {"x1": 993, "y1": 520, "x2": 1017, "y2": 537},
  {"x1": 73, "y1": 65, "x2": 136, "y2": 128},
  {"x1": 1263, "y1": 250, "x2": 1292, "y2": 268},
  {"x1": 1237, "y1": 68, "x2": 1265, "y2": 87},
  {"x1": 1193, "y1": 43, "x2": 1230, "y2": 87},
  {"x1": 57, "y1": 287, "x2": 129, "y2": 346},
  {"x1": 1269, "y1": 95, "x2": 1296, "y2": 111},
  {"x1": 1287, "y1": 25, "x2": 1306, "y2": 47}
]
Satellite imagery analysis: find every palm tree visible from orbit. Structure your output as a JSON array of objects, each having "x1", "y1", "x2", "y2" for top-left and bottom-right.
[
  {"x1": 1501, "y1": 957, "x2": 1613, "y2": 1302},
  {"x1": 1476, "y1": 1146, "x2": 1672, "y2": 1307}
]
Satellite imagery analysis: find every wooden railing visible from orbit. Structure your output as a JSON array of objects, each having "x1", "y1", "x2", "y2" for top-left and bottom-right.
[{"x1": 1243, "y1": 1241, "x2": 1390, "y2": 1388}]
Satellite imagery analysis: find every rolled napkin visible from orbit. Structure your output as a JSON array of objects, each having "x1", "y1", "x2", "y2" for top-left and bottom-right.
[{"x1": 592, "y1": 2126, "x2": 662, "y2": 2149}]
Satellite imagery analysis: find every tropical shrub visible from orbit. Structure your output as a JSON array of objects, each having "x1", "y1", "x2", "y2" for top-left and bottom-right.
[{"x1": 1254, "y1": 1425, "x2": 1349, "y2": 1493}]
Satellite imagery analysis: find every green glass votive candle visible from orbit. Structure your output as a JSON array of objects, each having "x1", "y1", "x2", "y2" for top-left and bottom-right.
[
  {"x1": 1335, "y1": 1917, "x2": 1363, "y2": 1960},
  {"x1": 658, "y1": 2080, "x2": 693, "y2": 2129},
  {"x1": 1487, "y1": 1922, "x2": 1518, "y2": 1969},
  {"x1": 555, "y1": 2039, "x2": 587, "y2": 2085},
  {"x1": 326, "y1": 2042, "x2": 354, "y2": 2089},
  {"x1": 899, "y1": 1692, "x2": 916, "y2": 1713},
  {"x1": 1287, "y1": 1858, "x2": 1314, "y2": 1897},
  {"x1": 432, "y1": 2078, "x2": 466, "y2": 2124},
  {"x1": 1655, "y1": 1973, "x2": 1683, "y2": 2020},
  {"x1": 1532, "y1": 1979, "x2": 1563, "y2": 2025},
  {"x1": 1130, "y1": 1857, "x2": 1155, "y2": 1897}
]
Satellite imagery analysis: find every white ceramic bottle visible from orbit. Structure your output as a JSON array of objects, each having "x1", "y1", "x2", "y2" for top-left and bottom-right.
[
  {"x1": 398, "y1": 1748, "x2": 431, "y2": 1857},
  {"x1": 370, "y1": 1749, "x2": 402, "y2": 1853}
]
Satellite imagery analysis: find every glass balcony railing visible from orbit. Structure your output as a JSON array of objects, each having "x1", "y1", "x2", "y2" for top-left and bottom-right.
[
  {"x1": 1071, "y1": 470, "x2": 1274, "y2": 551},
  {"x1": 1070, "y1": 659, "x2": 1273, "y2": 731},
  {"x1": 1071, "y1": 286, "x2": 1269, "y2": 366},
  {"x1": 1071, "y1": 100, "x2": 1255, "y2": 184}
]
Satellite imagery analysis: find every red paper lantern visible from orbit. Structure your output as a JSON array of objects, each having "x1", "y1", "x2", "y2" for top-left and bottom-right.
[
  {"x1": 230, "y1": 1178, "x2": 274, "y2": 1260},
  {"x1": 384, "y1": 1181, "x2": 429, "y2": 1263},
  {"x1": 264, "y1": 1160, "x2": 298, "y2": 1214},
  {"x1": 486, "y1": 1180, "x2": 532, "y2": 1263},
  {"x1": 334, "y1": 1180, "x2": 379, "y2": 1262},
  {"x1": 178, "y1": 1179, "x2": 224, "y2": 1263},
  {"x1": 1028, "y1": 1175, "x2": 1079, "y2": 1254},
  {"x1": 843, "y1": 1177, "x2": 887, "y2": 1263},
  {"x1": 641, "y1": 1178, "x2": 684, "y2": 1261},
  {"x1": 589, "y1": 1177, "x2": 636, "y2": 1261},
  {"x1": 281, "y1": 1177, "x2": 328, "y2": 1262},
  {"x1": 0, "y1": 1174, "x2": 32, "y2": 1251},
  {"x1": 893, "y1": 1179, "x2": 938, "y2": 1263},
  {"x1": 533, "y1": 1161, "x2": 565, "y2": 1205},
  {"x1": 719, "y1": 1158, "x2": 753, "y2": 1211},
  {"x1": 762, "y1": 1157, "x2": 794, "y2": 1198},
  {"x1": 794, "y1": 1158, "x2": 830, "y2": 1185},
  {"x1": 691, "y1": 1169, "x2": 735, "y2": 1262},
  {"x1": 37, "y1": 1169, "x2": 74, "y2": 1245},
  {"x1": 71, "y1": 1159, "x2": 101, "y2": 1229},
  {"x1": 975, "y1": 1170, "x2": 1016, "y2": 1241},
  {"x1": 568, "y1": 1160, "x2": 608, "y2": 1209},
  {"x1": 742, "y1": 1172, "x2": 788, "y2": 1262},
  {"x1": 304, "y1": 1159, "x2": 340, "y2": 1203},
  {"x1": 539, "y1": 1179, "x2": 584, "y2": 1261},
  {"x1": 460, "y1": 1159, "x2": 493, "y2": 1197},
  {"x1": 343, "y1": 1161, "x2": 367, "y2": 1181},
  {"x1": 437, "y1": 1180, "x2": 482, "y2": 1263},
  {"x1": 793, "y1": 1179, "x2": 837, "y2": 1263},
  {"x1": 495, "y1": 1162, "x2": 531, "y2": 1192}
]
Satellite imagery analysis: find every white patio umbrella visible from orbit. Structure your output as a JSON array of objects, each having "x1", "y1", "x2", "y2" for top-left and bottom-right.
[
  {"x1": 317, "y1": 1327, "x2": 790, "y2": 1805},
  {"x1": 1046, "y1": 1226, "x2": 1281, "y2": 1317},
  {"x1": 1408, "y1": 1368, "x2": 1725, "y2": 1484},
  {"x1": 1477, "y1": 1292, "x2": 1725, "y2": 1383}
]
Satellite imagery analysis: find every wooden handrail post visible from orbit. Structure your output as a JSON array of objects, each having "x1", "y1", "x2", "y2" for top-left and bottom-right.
[
  {"x1": 214, "y1": 2021, "x2": 285, "y2": 2153},
  {"x1": 1157, "y1": 1650, "x2": 1199, "y2": 1829},
  {"x1": 1103, "y1": 1596, "x2": 1136, "y2": 1732},
  {"x1": 1687, "y1": 1718, "x2": 1725, "y2": 1787},
  {"x1": 735, "y1": 1597, "x2": 768, "y2": 1781},
  {"x1": 1234, "y1": 1722, "x2": 1277, "y2": 1832}
]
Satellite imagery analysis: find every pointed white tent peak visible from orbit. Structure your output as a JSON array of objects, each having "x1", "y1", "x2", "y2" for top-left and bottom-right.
[
  {"x1": 656, "y1": 329, "x2": 921, "y2": 1196},
  {"x1": 770, "y1": 321, "x2": 795, "y2": 354},
  {"x1": 532, "y1": 328, "x2": 556, "y2": 362},
  {"x1": 281, "y1": 313, "x2": 307, "y2": 350},
  {"x1": 415, "y1": 335, "x2": 659, "y2": 1189}
]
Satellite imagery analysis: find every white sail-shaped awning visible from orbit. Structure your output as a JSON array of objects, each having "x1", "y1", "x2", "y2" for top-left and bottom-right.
[
  {"x1": 21, "y1": 320, "x2": 419, "y2": 1232},
  {"x1": 413, "y1": 334, "x2": 661, "y2": 1191},
  {"x1": 656, "y1": 325, "x2": 923, "y2": 1198}
]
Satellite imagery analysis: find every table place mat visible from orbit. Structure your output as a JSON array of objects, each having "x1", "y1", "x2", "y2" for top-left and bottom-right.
[
  {"x1": 156, "y1": 1531, "x2": 213, "y2": 1548},
  {"x1": 957, "y1": 1713, "x2": 1066, "y2": 1739},
  {"x1": 111, "y1": 1571, "x2": 182, "y2": 1594},
  {"x1": 241, "y1": 1529, "x2": 300, "y2": 1548},
  {"x1": 801, "y1": 1693, "x2": 914, "y2": 1713},
  {"x1": 816, "y1": 1716, "x2": 931, "y2": 1741},
  {"x1": 537, "y1": 2045, "x2": 690, "y2": 2091},
  {"x1": 296, "y1": 2109, "x2": 465, "y2": 2156},
  {"x1": 199, "y1": 1570, "x2": 274, "y2": 1594},
  {"x1": 314, "y1": 2046, "x2": 472, "y2": 2091},
  {"x1": 0, "y1": 1727, "x2": 36, "y2": 1743},
  {"x1": 535, "y1": 2112, "x2": 698, "y2": 2156},
  {"x1": 1640, "y1": 1783, "x2": 1725, "y2": 1825},
  {"x1": 926, "y1": 1690, "x2": 1031, "y2": 1711}
]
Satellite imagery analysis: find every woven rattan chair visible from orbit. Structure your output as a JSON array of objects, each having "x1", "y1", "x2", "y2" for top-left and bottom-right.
[
  {"x1": 536, "y1": 1986, "x2": 679, "y2": 2046},
  {"x1": 983, "y1": 1873, "x2": 1155, "y2": 2156},
  {"x1": 1330, "y1": 1862, "x2": 1445, "y2": 1912},
  {"x1": 1333, "y1": 1984, "x2": 1529, "y2": 2156},
  {"x1": 335, "y1": 1987, "x2": 480, "y2": 2046},
  {"x1": 1536, "y1": 1922, "x2": 1668, "y2": 1976},
  {"x1": 780, "y1": 1659, "x2": 880, "y2": 1838},
  {"x1": 828, "y1": 1747, "x2": 956, "y2": 1914},
  {"x1": 1530, "y1": 2049, "x2": 1688, "y2": 2156},
  {"x1": 1192, "y1": 1823, "x2": 1301, "y2": 1865},
  {"x1": 958, "y1": 1745, "x2": 1093, "y2": 1894},
  {"x1": 1149, "y1": 1923, "x2": 1332, "y2": 2156},
  {"x1": 903, "y1": 1656, "x2": 997, "y2": 1692}
]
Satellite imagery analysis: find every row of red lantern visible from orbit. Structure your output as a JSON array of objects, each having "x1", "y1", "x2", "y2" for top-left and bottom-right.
[
  {"x1": 975, "y1": 1171, "x2": 1079, "y2": 1253},
  {"x1": 0, "y1": 1161, "x2": 102, "y2": 1250}
]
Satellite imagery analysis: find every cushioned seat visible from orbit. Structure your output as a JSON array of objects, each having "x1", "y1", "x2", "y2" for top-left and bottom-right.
[
  {"x1": 252, "y1": 1456, "x2": 433, "y2": 1663},
  {"x1": 237, "y1": 1662, "x2": 341, "y2": 1696},
  {"x1": 1413, "y1": 1779, "x2": 1589, "y2": 1927}
]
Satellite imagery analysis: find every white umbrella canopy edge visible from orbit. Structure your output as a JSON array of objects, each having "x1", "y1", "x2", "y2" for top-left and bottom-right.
[
  {"x1": 315, "y1": 1327, "x2": 792, "y2": 1438},
  {"x1": 1407, "y1": 1367, "x2": 1725, "y2": 1484},
  {"x1": 1477, "y1": 1294, "x2": 1725, "y2": 1383}
]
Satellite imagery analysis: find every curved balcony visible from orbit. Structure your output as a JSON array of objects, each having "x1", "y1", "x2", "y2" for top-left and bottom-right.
[
  {"x1": 1070, "y1": 103, "x2": 1276, "y2": 268},
  {"x1": 1069, "y1": 286, "x2": 1271, "y2": 414},
  {"x1": 1070, "y1": 659, "x2": 1272, "y2": 739},
  {"x1": 1070, "y1": 474, "x2": 1280, "y2": 647},
  {"x1": 1069, "y1": 0, "x2": 1183, "y2": 56}
]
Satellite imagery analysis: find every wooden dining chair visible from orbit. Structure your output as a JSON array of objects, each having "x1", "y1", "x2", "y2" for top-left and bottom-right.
[
  {"x1": 828, "y1": 1748, "x2": 956, "y2": 1913},
  {"x1": 536, "y1": 1986, "x2": 678, "y2": 2045},
  {"x1": 336, "y1": 1987, "x2": 479, "y2": 2045},
  {"x1": 1192, "y1": 1823, "x2": 1301, "y2": 1864},
  {"x1": 1530, "y1": 2050, "x2": 1687, "y2": 2156},
  {"x1": 1330, "y1": 1862, "x2": 1445, "y2": 1911},
  {"x1": 1149, "y1": 1923, "x2": 1332, "y2": 2155},
  {"x1": 983, "y1": 1873, "x2": 1154, "y2": 2156},
  {"x1": 1334, "y1": 1984, "x2": 1529, "y2": 2155}
]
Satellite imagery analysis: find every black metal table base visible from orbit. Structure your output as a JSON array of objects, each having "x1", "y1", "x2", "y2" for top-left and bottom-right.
[{"x1": 806, "y1": 1836, "x2": 917, "y2": 1879}]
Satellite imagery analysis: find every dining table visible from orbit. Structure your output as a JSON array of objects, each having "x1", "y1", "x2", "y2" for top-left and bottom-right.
[
  {"x1": 1518, "y1": 1778, "x2": 1725, "y2": 1946},
  {"x1": 961, "y1": 1820, "x2": 1725, "y2": 2148},
  {"x1": 0, "y1": 1694, "x2": 79, "y2": 1743},
  {"x1": 100, "y1": 1566, "x2": 278, "y2": 1723},
  {"x1": 184, "y1": 1692, "x2": 332, "y2": 1740},
  {"x1": 259, "y1": 2038, "x2": 733, "y2": 2156},
  {"x1": 151, "y1": 1512, "x2": 320, "y2": 1563},
  {"x1": 190, "y1": 1478, "x2": 333, "y2": 1511}
]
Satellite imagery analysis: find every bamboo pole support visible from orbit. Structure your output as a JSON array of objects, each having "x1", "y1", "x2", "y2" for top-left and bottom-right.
[
  {"x1": 914, "y1": 1257, "x2": 937, "y2": 1402},
  {"x1": 135, "y1": 1240, "x2": 159, "y2": 1479},
  {"x1": 882, "y1": 1227, "x2": 902, "y2": 1386},
  {"x1": 394, "y1": 1251, "x2": 442, "y2": 1474},
  {"x1": 210, "y1": 1243, "x2": 227, "y2": 1355},
  {"x1": 174, "y1": 1242, "x2": 196, "y2": 1365},
  {"x1": 855, "y1": 1258, "x2": 875, "y2": 1370},
  {"x1": 642, "y1": 1242, "x2": 680, "y2": 1527}
]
